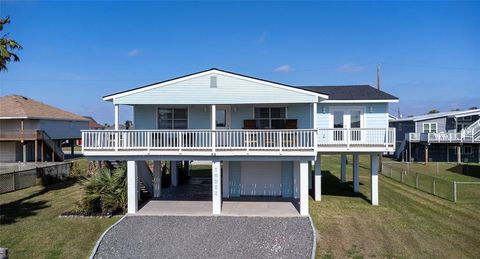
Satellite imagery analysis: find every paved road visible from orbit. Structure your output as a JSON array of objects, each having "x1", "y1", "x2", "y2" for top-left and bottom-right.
[{"x1": 94, "y1": 216, "x2": 314, "y2": 259}]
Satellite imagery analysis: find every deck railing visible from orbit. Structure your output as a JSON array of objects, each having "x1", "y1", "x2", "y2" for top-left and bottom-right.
[
  {"x1": 82, "y1": 129, "x2": 317, "y2": 152},
  {"x1": 316, "y1": 128, "x2": 395, "y2": 148},
  {"x1": 408, "y1": 132, "x2": 480, "y2": 143},
  {"x1": 82, "y1": 128, "x2": 395, "y2": 153}
]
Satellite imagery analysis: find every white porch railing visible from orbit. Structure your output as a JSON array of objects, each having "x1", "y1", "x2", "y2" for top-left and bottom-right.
[
  {"x1": 82, "y1": 129, "x2": 317, "y2": 152},
  {"x1": 408, "y1": 132, "x2": 480, "y2": 143},
  {"x1": 316, "y1": 128, "x2": 395, "y2": 148},
  {"x1": 82, "y1": 128, "x2": 396, "y2": 154}
]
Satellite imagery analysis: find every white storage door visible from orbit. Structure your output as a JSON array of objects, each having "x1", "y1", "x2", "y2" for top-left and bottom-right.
[{"x1": 240, "y1": 161, "x2": 282, "y2": 196}]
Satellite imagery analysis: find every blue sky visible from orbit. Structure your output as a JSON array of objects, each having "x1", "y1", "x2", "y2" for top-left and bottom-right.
[{"x1": 1, "y1": 1, "x2": 479, "y2": 124}]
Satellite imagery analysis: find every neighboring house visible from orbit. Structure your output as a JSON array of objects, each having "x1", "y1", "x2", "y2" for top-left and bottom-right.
[
  {"x1": 0, "y1": 95, "x2": 89, "y2": 162},
  {"x1": 81, "y1": 68, "x2": 398, "y2": 216},
  {"x1": 84, "y1": 116, "x2": 105, "y2": 130},
  {"x1": 390, "y1": 109, "x2": 480, "y2": 163}
]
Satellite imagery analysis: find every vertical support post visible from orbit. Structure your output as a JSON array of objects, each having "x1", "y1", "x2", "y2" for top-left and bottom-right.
[
  {"x1": 453, "y1": 181, "x2": 457, "y2": 202},
  {"x1": 114, "y1": 104, "x2": 120, "y2": 130},
  {"x1": 370, "y1": 153, "x2": 379, "y2": 205},
  {"x1": 41, "y1": 141, "x2": 44, "y2": 162},
  {"x1": 153, "y1": 161, "x2": 162, "y2": 198},
  {"x1": 425, "y1": 145, "x2": 429, "y2": 165},
  {"x1": 308, "y1": 161, "x2": 313, "y2": 189},
  {"x1": 212, "y1": 160, "x2": 222, "y2": 214},
  {"x1": 70, "y1": 139, "x2": 75, "y2": 156},
  {"x1": 211, "y1": 104, "x2": 216, "y2": 153},
  {"x1": 447, "y1": 144, "x2": 450, "y2": 163},
  {"x1": 314, "y1": 153, "x2": 322, "y2": 201},
  {"x1": 353, "y1": 154, "x2": 359, "y2": 193},
  {"x1": 457, "y1": 146, "x2": 461, "y2": 164},
  {"x1": 293, "y1": 161, "x2": 300, "y2": 199},
  {"x1": 222, "y1": 161, "x2": 230, "y2": 198},
  {"x1": 340, "y1": 154, "x2": 347, "y2": 182},
  {"x1": 299, "y1": 161, "x2": 309, "y2": 216},
  {"x1": 34, "y1": 140, "x2": 38, "y2": 163},
  {"x1": 23, "y1": 144, "x2": 27, "y2": 163},
  {"x1": 127, "y1": 161, "x2": 138, "y2": 214},
  {"x1": 171, "y1": 161, "x2": 178, "y2": 187}
]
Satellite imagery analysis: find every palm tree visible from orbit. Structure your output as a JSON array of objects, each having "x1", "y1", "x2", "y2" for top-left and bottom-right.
[{"x1": 0, "y1": 17, "x2": 22, "y2": 71}]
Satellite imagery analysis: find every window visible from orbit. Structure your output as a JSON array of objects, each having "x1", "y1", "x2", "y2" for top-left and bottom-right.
[
  {"x1": 158, "y1": 108, "x2": 188, "y2": 129},
  {"x1": 333, "y1": 111, "x2": 344, "y2": 128},
  {"x1": 254, "y1": 107, "x2": 286, "y2": 129},
  {"x1": 422, "y1": 123, "x2": 437, "y2": 133},
  {"x1": 216, "y1": 109, "x2": 226, "y2": 127},
  {"x1": 458, "y1": 116, "x2": 472, "y2": 122},
  {"x1": 350, "y1": 110, "x2": 361, "y2": 128},
  {"x1": 464, "y1": 146, "x2": 473, "y2": 155}
]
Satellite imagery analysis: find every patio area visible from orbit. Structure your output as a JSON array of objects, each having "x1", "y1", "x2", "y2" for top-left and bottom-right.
[{"x1": 136, "y1": 176, "x2": 301, "y2": 217}]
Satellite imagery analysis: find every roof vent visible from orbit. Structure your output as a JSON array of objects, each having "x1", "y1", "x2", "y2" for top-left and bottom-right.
[{"x1": 210, "y1": 76, "x2": 217, "y2": 88}]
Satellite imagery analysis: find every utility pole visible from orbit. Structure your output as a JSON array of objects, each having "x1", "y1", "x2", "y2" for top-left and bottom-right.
[
  {"x1": 377, "y1": 64, "x2": 381, "y2": 90},
  {"x1": 377, "y1": 63, "x2": 382, "y2": 171}
]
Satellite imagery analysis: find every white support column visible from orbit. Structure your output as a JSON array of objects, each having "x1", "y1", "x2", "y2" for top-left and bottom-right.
[
  {"x1": 153, "y1": 161, "x2": 162, "y2": 198},
  {"x1": 114, "y1": 104, "x2": 119, "y2": 130},
  {"x1": 293, "y1": 161, "x2": 300, "y2": 199},
  {"x1": 370, "y1": 154, "x2": 379, "y2": 205},
  {"x1": 340, "y1": 154, "x2": 347, "y2": 182},
  {"x1": 312, "y1": 102, "x2": 317, "y2": 129},
  {"x1": 171, "y1": 161, "x2": 178, "y2": 187},
  {"x1": 211, "y1": 104, "x2": 216, "y2": 152},
  {"x1": 353, "y1": 154, "x2": 360, "y2": 193},
  {"x1": 314, "y1": 153, "x2": 322, "y2": 201},
  {"x1": 222, "y1": 161, "x2": 230, "y2": 198},
  {"x1": 308, "y1": 161, "x2": 313, "y2": 189},
  {"x1": 299, "y1": 161, "x2": 309, "y2": 216},
  {"x1": 127, "y1": 161, "x2": 138, "y2": 214},
  {"x1": 212, "y1": 160, "x2": 222, "y2": 214}
]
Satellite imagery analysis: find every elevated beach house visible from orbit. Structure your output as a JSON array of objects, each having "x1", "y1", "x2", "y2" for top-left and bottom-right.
[
  {"x1": 0, "y1": 95, "x2": 88, "y2": 162},
  {"x1": 82, "y1": 69, "x2": 398, "y2": 216},
  {"x1": 390, "y1": 109, "x2": 480, "y2": 163}
]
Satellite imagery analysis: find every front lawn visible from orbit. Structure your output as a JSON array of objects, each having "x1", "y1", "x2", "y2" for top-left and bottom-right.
[
  {"x1": 0, "y1": 180, "x2": 118, "y2": 259},
  {"x1": 311, "y1": 155, "x2": 480, "y2": 258}
]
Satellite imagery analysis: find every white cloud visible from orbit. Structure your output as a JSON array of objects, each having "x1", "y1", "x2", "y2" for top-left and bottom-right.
[
  {"x1": 257, "y1": 32, "x2": 267, "y2": 44},
  {"x1": 274, "y1": 64, "x2": 292, "y2": 73},
  {"x1": 127, "y1": 49, "x2": 141, "y2": 57},
  {"x1": 337, "y1": 63, "x2": 365, "y2": 73}
]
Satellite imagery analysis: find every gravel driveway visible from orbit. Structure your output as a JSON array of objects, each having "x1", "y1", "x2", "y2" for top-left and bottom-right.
[{"x1": 93, "y1": 216, "x2": 314, "y2": 259}]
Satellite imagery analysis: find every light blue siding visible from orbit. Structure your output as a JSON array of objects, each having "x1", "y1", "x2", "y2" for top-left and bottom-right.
[
  {"x1": 364, "y1": 103, "x2": 388, "y2": 128},
  {"x1": 133, "y1": 105, "x2": 157, "y2": 129},
  {"x1": 230, "y1": 105, "x2": 252, "y2": 129},
  {"x1": 229, "y1": 161, "x2": 241, "y2": 197},
  {"x1": 316, "y1": 103, "x2": 389, "y2": 128},
  {"x1": 114, "y1": 73, "x2": 317, "y2": 105},
  {"x1": 287, "y1": 103, "x2": 312, "y2": 128},
  {"x1": 189, "y1": 105, "x2": 210, "y2": 129},
  {"x1": 281, "y1": 161, "x2": 293, "y2": 198}
]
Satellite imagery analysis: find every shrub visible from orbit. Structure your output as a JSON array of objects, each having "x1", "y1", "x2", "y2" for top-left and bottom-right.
[
  {"x1": 70, "y1": 159, "x2": 89, "y2": 177},
  {"x1": 80, "y1": 166, "x2": 127, "y2": 215}
]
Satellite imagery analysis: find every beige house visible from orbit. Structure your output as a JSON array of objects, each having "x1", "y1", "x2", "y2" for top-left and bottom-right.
[{"x1": 0, "y1": 95, "x2": 89, "y2": 162}]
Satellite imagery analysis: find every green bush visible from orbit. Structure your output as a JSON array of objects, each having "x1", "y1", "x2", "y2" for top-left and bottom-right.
[
  {"x1": 70, "y1": 159, "x2": 89, "y2": 177},
  {"x1": 80, "y1": 166, "x2": 127, "y2": 215}
]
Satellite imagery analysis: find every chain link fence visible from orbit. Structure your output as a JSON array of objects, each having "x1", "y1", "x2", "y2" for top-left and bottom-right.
[
  {"x1": 0, "y1": 162, "x2": 72, "y2": 194},
  {"x1": 382, "y1": 164, "x2": 480, "y2": 203}
]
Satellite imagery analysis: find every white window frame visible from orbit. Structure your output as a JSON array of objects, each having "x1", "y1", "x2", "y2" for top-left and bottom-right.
[
  {"x1": 157, "y1": 106, "x2": 189, "y2": 129},
  {"x1": 422, "y1": 122, "x2": 438, "y2": 133},
  {"x1": 253, "y1": 106, "x2": 287, "y2": 129},
  {"x1": 328, "y1": 106, "x2": 365, "y2": 128}
]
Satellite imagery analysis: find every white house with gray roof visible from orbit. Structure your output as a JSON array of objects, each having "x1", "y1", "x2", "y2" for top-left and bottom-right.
[
  {"x1": 390, "y1": 109, "x2": 480, "y2": 163},
  {"x1": 81, "y1": 68, "x2": 398, "y2": 216}
]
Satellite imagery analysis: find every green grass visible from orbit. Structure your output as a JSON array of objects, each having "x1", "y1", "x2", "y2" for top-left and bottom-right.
[
  {"x1": 0, "y1": 180, "x2": 119, "y2": 259},
  {"x1": 311, "y1": 154, "x2": 480, "y2": 258}
]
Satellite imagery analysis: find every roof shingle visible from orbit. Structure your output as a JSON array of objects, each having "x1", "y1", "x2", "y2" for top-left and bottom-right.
[
  {"x1": 300, "y1": 85, "x2": 398, "y2": 100},
  {"x1": 0, "y1": 95, "x2": 88, "y2": 121}
]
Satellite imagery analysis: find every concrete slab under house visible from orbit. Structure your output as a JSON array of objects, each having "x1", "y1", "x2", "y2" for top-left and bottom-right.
[{"x1": 81, "y1": 68, "x2": 399, "y2": 216}]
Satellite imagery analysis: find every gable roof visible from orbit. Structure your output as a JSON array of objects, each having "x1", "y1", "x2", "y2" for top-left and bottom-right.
[
  {"x1": 0, "y1": 95, "x2": 88, "y2": 121},
  {"x1": 393, "y1": 109, "x2": 480, "y2": 122},
  {"x1": 300, "y1": 85, "x2": 399, "y2": 102},
  {"x1": 103, "y1": 68, "x2": 329, "y2": 101},
  {"x1": 83, "y1": 116, "x2": 105, "y2": 129}
]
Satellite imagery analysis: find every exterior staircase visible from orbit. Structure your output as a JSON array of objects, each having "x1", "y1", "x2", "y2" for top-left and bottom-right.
[
  {"x1": 38, "y1": 130, "x2": 65, "y2": 161},
  {"x1": 462, "y1": 119, "x2": 480, "y2": 142}
]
